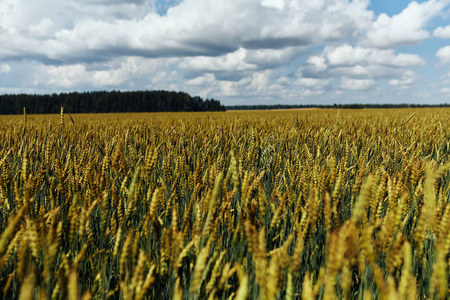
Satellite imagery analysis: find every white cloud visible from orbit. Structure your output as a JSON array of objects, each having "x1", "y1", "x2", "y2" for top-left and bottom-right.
[
  {"x1": 436, "y1": 46, "x2": 450, "y2": 65},
  {"x1": 433, "y1": 25, "x2": 450, "y2": 38},
  {"x1": 197, "y1": 87, "x2": 214, "y2": 99},
  {"x1": 81, "y1": 0, "x2": 146, "y2": 5},
  {"x1": 0, "y1": 0, "x2": 152, "y2": 62},
  {"x1": 93, "y1": 70, "x2": 126, "y2": 87},
  {"x1": 45, "y1": 64, "x2": 88, "y2": 88},
  {"x1": 35, "y1": 56, "x2": 179, "y2": 89},
  {"x1": 179, "y1": 48, "x2": 255, "y2": 72},
  {"x1": 302, "y1": 45, "x2": 425, "y2": 83},
  {"x1": 28, "y1": 18, "x2": 56, "y2": 39},
  {"x1": 362, "y1": 0, "x2": 447, "y2": 48},
  {"x1": 0, "y1": 63, "x2": 11, "y2": 73},
  {"x1": 440, "y1": 87, "x2": 450, "y2": 94},
  {"x1": 388, "y1": 70, "x2": 417, "y2": 89},
  {"x1": 276, "y1": 76, "x2": 289, "y2": 86},
  {"x1": 179, "y1": 46, "x2": 306, "y2": 78},
  {"x1": 91, "y1": 56, "x2": 164, "y2": 87},
  {"x1": 329, "y1": 65, "x2": 396, "y2": 78},
  {"x1": 250, "y1": 70, "x2": 271, "y2": 92},
  {"x1": 245, "y1": 47, "x2": 306, "y2": 69},
  {"x1": 296, "y1": 77, "x2": 330, "y2": 88},
  {"x1": 186, "y1": 73, "x2": 216, "y2": 85},
  {"x1": 301, "y1": 88, "x2": 325, "y2": 96},
  {"x1": 340, "y1": 78, "x2": 375, "y2": 90},
  {"x1": 324, "y1": 45, "x2": 425, "y2": 67},
  {"x1": 306, "y1": 55, "x2": 328, "y2": 72},
  {"x1": 261, "y1": 0, "x2": 285, "y2": 10},
  {"x1": 219, "y1": 77, "x2": 252, "y2": 96},
  {"x1": 0, "y1": 0, "x2": 375, "y2": 64}
]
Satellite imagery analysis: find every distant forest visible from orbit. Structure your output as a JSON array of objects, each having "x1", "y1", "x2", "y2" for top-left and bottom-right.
[
  {"x1": 0, "y1": 90, "x2": 226, "y2": 114},
  {"x1": 226, "y1": 103, "x2": 450, "y2": 110}
]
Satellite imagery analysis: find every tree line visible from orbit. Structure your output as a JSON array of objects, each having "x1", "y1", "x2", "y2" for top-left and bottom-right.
[
  {"x1": 226, "y1": 103, "x2": 450, "y2": 110},
  {"x1": 0, "y1": 90, "x2": 226, "y2": 114}
]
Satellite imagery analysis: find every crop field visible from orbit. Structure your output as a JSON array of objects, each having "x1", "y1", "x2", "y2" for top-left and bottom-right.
[{"x1": 2, "y1": 108, "x2": 450, "y2": 299}]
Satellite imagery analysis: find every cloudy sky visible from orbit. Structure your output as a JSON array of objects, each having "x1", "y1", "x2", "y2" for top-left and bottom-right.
[{"x1": 0, "y1": 0, "x2": 450, "y2": 105}]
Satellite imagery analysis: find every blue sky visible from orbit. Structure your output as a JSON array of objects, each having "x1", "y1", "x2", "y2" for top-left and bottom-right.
[
  {"x1": 370, "y1": 0, "x2": 422, "y2": 15},
  {"x1": 0, "y1": 0, "x2": 449, "y2": 105}
]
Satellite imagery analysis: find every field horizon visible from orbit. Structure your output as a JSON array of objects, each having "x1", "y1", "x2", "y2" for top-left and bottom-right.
[{"x1": 1, "y1": 108, "x2": 450, "y2": 299}]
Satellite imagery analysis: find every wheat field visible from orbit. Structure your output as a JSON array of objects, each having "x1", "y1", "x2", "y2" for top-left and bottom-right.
[{"x1": 1, "y1": 108, "x2": 450, "y2": 299}]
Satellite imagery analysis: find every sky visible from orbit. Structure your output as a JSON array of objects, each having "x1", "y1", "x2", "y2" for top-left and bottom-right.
[{"x1": 0, "y1": 0, "x2": 450, "y2": 105}]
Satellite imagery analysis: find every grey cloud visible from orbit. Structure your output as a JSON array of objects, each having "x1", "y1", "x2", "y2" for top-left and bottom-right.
[
  {"x1": 329, "y1": 65, "x2": 398, "y2": 79},
  {"x1": 184, "y1": 70, "x2": 247, "y2": 82},
  {"x1": 244, "y1": 47, "x2": 307, "y2": 69},
  {"x1": 241, "y1": 37, "x2": 312, "y2": 50},
  {"x1": 0, "y1": 0, "x2": 375, "y2": 66},
  {"x1": 212, "y1": 71, "x2": 248, "y2": 82},
  {"x1": 299, "y1": 67, "x2": 328, "y2": 80},
  {"x1": 182, "y1": 40, "x2": 240, "y2": 57}
]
